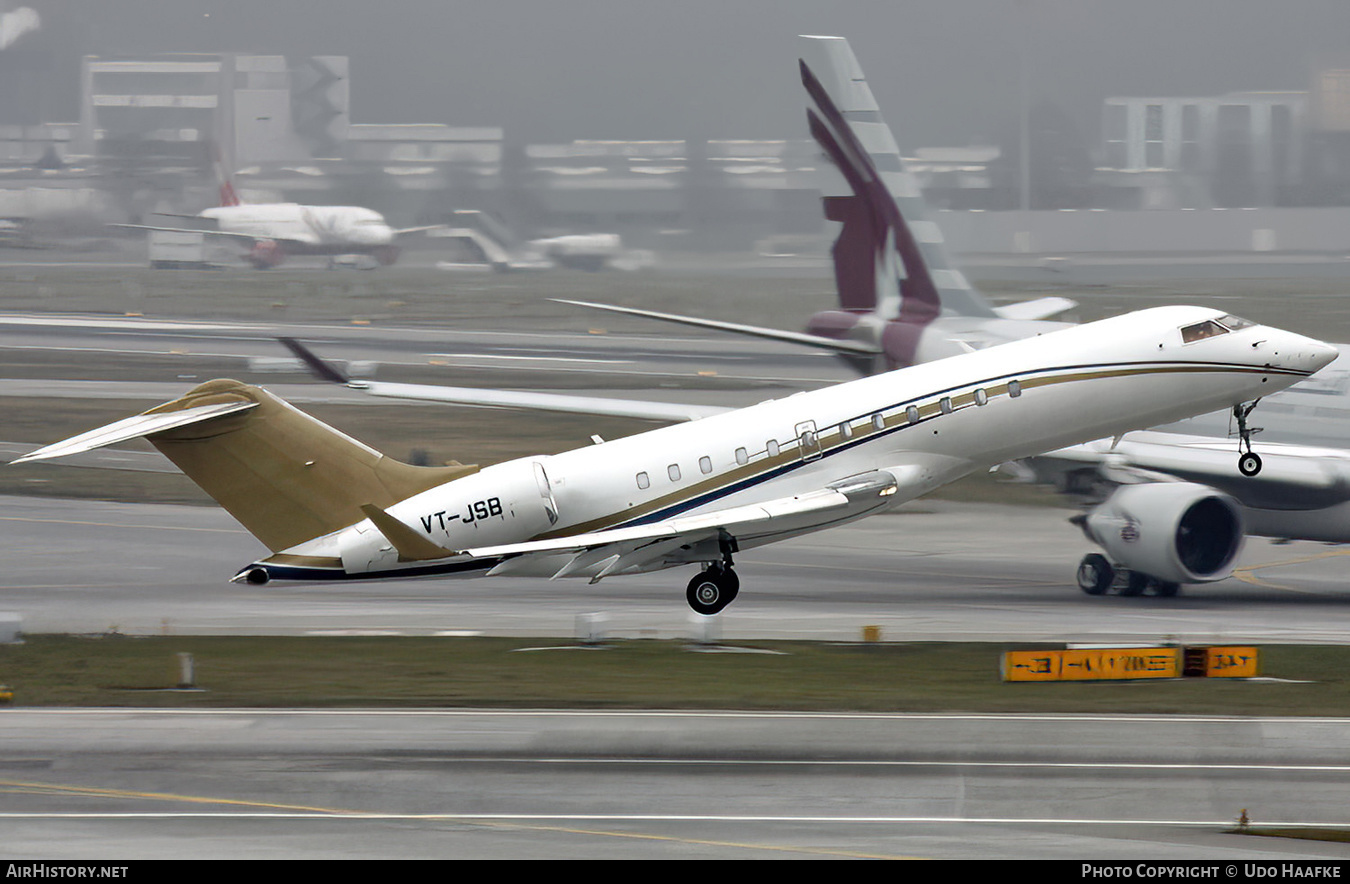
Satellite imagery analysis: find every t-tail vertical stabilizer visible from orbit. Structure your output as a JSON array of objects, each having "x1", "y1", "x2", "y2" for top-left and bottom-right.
[
  {"x1": 793, "y1": 37, "x2": 999, "y2": 325},
  {"x1": 558, "y1": 36, "x2": 1075, "y2": 373}
]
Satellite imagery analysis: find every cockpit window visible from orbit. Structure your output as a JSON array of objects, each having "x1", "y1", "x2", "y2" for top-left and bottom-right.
[
  {"x1": 1181, "y1": 320, "x2": 1229, "y2": 343},
  {"x1": 1217, "y1": 314, "x2": 1257, "y2": 331}
]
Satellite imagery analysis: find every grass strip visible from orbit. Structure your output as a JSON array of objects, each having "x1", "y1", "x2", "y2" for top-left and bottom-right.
[{"x1": 0, "y1": 636, "x2": 1347, "y2": 714}]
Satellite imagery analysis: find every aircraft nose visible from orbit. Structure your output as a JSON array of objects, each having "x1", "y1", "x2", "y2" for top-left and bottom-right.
[
  {"x1": 1308, "y1": 337, "x2": 1340, "y2": 372},
  {"x1": 1261, "y1": 331, "x2": 1338, "y2": 375}
]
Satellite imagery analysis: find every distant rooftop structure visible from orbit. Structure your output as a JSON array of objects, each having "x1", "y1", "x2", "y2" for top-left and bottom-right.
[
  {"x1": 1101, "y1": 91, "x2": 1307, "y2": 206},
  {"x1": 78, "y1": 53, "x2": 350, "y2": 167}
]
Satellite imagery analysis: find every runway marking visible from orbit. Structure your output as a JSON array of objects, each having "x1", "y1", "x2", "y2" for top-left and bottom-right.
[
  {"x1": 0, "y1": 778, "x2": 918, "y2": 858},
  {"x1": 1, "y1": 810, "x2": 1343, "y2": 829},
  {"x1": 465, "y1": 819, "x2": 920, "y2": 860},
  {"x1": 0, "y1": 515, "x2": 246, "y2": 535},
  {"x1": 0, "y1": 778, "x2": 365, "y2": 816},
  {"x1": 12, "y1": 708, "x2": 1350, "y2": 724},
  {"x1": 1233, "y1": 549, "x2": 1350, "y2": 590}
]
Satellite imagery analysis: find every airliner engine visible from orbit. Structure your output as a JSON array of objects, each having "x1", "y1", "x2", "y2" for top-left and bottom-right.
[{"x1": 1074, "y1": 483, "x2": 1245, "y2": 596}]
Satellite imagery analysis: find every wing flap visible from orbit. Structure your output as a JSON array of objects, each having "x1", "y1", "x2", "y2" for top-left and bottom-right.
[{"x1": 464, "y1": 487, "x2": 855, "y2": 562}]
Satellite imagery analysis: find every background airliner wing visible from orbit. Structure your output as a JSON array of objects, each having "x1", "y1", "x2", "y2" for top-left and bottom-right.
[
  {"x1": 552, "y1": 298, "x2": 882, "y2": 356},
  {"x1": 992, "y1": 297, "x2": 1078, "y2": 322},
  {"x1": 463, "y1": 470, "x2": 900, "y2": 582},
  {"x1": 109, "y1": 223, "x2": 307, "y2": 245},
  {"x1": 1026, "y1": 431, "x2": 1350, "y2": 508},
  {"x1": 392, "y1": 224, "x2": 448, "y2": 236},
  {"x1": 279, "y1": 337, "x2": 731, "y2": 422}
]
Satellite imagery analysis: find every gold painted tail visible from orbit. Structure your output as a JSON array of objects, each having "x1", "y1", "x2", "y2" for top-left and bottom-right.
[{"x1": 143, "y1": 379, "x2": 477, "y2": 552}]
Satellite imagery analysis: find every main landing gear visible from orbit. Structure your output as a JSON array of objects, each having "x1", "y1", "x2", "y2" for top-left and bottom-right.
[
  {"x1": 685, "y1": 534, "x2": 740, "y2": 615},
  {"x1": 1233, "y1": 400, "x2": 1264, "y2": 477},
  {"x1": 1076, "y1": 553, "x2": 1180, "y2": 598},
  {"x1": 686, "y1": 564, "x2": 739, "y2": 615}
]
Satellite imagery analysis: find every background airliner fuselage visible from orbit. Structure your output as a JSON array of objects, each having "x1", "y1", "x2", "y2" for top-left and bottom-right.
[{"x1": 198, "y1": 203, "x2": 398, "y2": 250}]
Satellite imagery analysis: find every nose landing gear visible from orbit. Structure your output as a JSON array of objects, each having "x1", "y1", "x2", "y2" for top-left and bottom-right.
[{"x1": 1232, "y1": 400, "x2": 1264, "y2": 477}]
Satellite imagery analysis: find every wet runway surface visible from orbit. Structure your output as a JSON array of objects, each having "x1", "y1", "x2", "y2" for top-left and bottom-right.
[{"x1": 6, "y1": 708, "x2": 1350, "y2": 860}]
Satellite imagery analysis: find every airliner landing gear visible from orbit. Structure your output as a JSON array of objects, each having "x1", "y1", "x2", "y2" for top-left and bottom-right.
[
  {"x1": 686, "y1": 565, "x2": 739, "y2": 615},
  {"x1": 1075, "y1": 554, "x2": 1183, "y2": 598},
  {"x1": 1233, "y1": 400, "x2": 1264, "y2": 477},
  {"x1": 1076, "y1": 553, "x2": 1113, "y2": 596}
]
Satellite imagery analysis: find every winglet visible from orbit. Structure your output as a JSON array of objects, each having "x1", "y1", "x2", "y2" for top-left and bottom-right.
[{"x1": 359, "y1": 504, "x2": 455, "y2": 561}]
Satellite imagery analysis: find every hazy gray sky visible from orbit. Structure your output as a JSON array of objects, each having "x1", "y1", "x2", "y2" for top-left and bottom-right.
[{"x1": 19, "y1": 1, "x2": 1350, "y2": 147}]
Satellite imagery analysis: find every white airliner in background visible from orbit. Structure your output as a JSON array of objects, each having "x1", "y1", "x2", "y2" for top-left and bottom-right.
[
  {"x1": 15, "y1": 305, "x2": 1333, "y2": 614},
  {"x1": 117, "y1": 176, "x2": 442, "y2": 269}
]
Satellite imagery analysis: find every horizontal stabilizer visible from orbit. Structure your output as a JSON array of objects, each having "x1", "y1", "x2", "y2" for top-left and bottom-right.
[{"x1": 10, "y1": 400, "x2": 258, "y2": 464}]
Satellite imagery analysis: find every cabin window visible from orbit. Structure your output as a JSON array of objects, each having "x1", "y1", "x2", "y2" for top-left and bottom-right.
[
  {"x1": 735, "y1": 447, "x2": 748, "y2": 465},
  {"x1": 1008, "y1": 379, "x2": 1022, "y2": 398},
  {"x1": 1181, "y1": 320, "x2": 1229, "y2": 343},
  {"x1": 668, "y1": 464, "x2": 681, "y2": 482},
  {"x1": 974, "y1": 388, "x2": 988, "y2": 406},
  {"x1": 636, "y1": 471, "x2": 650, "y2": 490},
  {"x1": 699, "y1": 456, "x2": 713, "y2": 475},
  {"x1": 840, "y1": 422, "x2": 853, "y2": 440},
  {"x1": 940, "y1": 397, "x2": 953, "y2": 414},
  {"x1": 766, "y1": 440, "x2": 780, "y2": 457},
  {"x1": 906, "y1": 405, "x2": 920, "y2": 424},
  {"x1": 871, "y1": 413, "x2": 885, "y2": 431}
]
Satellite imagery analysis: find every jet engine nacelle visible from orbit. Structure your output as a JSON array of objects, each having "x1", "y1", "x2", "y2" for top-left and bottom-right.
[
  {"x1": 1080, "y1": 482, "x2": 1245, "y2": 584},
  {"x1": 249, "y1": 239, "x2": 285, "y2": 269}
]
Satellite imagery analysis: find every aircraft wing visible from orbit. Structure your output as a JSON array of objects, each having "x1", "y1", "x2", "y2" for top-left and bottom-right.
[
  {"x1": 110, "y1": 223, "x2": 308, "y2": 246},
  {"x1": 393, "y1": 225, "x2": 448, "y2": 237},
  {"x1": 552, "y1": 299, "x2": 882, "y2": 357},
  {"x1": 462, "y1": 470, "x2": 900, "y2": 582},
  {"x1": 993, "y1": 297, "x2": 1077, "y2": 322},
  {"x1": 278, "y1": 337, "x2": 731, "y2": 422},
  {"x1": 1026, "y1": 430, "x2": 1350, "y2": 510}
]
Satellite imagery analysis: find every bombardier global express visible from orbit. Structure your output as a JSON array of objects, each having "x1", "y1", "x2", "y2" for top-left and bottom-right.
[{"x1": 15, "y1": 307, "x2": 1333, "y2": 614}]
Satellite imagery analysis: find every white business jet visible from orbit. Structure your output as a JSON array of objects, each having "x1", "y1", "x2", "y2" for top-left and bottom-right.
[{"x1": 14, "y1": 307, "x2": 1334, "y2": 614}]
